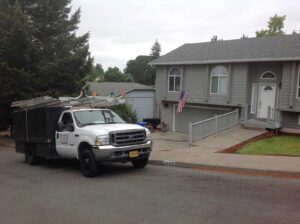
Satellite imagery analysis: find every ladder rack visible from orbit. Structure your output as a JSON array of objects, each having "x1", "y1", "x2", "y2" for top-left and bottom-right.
[{"x1": 11, "y1": 96, "x2": 126, "y2": 110}]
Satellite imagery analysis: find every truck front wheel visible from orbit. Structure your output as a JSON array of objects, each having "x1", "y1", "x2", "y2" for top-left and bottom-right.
[
  {"x1": 131, "y1": 158, "x2": 149, "y2": 169},
  {"x1": 25, "y1": 144, "x2": 38, "y2": 165},
  {"x1": 79, "y1": 149, "x2": 99, "y2": 177}
]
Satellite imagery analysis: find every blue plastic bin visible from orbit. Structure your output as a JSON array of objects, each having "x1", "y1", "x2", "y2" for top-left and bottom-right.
[{"x1": 136, "y1": 121, "x2": 147, "y2": 127}]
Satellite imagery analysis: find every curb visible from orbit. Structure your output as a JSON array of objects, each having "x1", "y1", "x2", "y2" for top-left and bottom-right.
[{"x1": 148, "y1": 160, "x2": 300, "y2": 180}]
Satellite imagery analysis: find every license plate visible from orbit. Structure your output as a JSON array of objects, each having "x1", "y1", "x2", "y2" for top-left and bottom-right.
[{"x1": 129, "y1": 150, "x2": 139, "y2": 158}]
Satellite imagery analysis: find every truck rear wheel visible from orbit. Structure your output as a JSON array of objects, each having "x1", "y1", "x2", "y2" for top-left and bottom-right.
[
  {"x1": 131, "y1": 158, "x2": 149, "y2": 169},
  {"x1": 25, "y1": 145, "x2": 38, "y2": 165},
  {"x1": 79, "y1": 149, "x2": 99, "y2": 177}
]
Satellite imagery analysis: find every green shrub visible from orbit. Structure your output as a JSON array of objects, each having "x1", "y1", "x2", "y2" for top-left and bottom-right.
[{"x1": 110, "y1": 104, "x2": 137, "y2": 123}]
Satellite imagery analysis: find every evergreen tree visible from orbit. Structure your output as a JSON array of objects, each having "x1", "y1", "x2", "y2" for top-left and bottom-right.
[
  {"x1": 150, "y1": 39, "x2": 161, "y2": 58},
  {"x1": 0, "y1": 2, "x2": 35, "y2": 100},
  {"x1": 0, "y1": 0, "x2": 92, "y2": 99}
]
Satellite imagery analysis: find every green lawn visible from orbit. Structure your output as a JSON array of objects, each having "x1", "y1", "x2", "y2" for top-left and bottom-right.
[{"x1": 237, "y1": 136, "x2": 300, "y2": 156}]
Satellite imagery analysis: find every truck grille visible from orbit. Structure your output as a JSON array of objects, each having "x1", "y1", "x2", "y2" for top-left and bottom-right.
[{"x1": 110, "y1": 130, "x2": 146, "y2": 146}]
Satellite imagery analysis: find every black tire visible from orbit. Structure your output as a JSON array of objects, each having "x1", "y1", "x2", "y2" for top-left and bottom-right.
[
  {"x1": 25, "y1": 145, "x2": 38, "y2": 165},
  {"x1": 131, "y1": 158, "x2": 149, "y2": 169},
  {"x1": 79, "y1": 149, "x2": 99, "y2": 177}
]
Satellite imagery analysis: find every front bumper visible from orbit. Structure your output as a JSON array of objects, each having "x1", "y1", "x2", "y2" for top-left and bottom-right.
[{"x1": 92, "y1": 140, "x2": 152, "y2": 162}]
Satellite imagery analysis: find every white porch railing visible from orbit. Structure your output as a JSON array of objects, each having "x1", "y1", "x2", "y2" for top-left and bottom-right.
[
  {"x1": 188, "y1": 109, "x2": 239, "y2": 146},
  {"x1": 267, "y1": 107, "x2": 282, "y2": 129}
]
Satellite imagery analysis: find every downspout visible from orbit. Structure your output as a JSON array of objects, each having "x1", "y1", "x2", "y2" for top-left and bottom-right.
[
  {"x1": 227, "y1": 63, "x2": 232, "y2": 103},
  {"x1": 289, "y1": 62, "x2": 296, "y2": 108},
  {"x1": 205, "y1": 64, "x2": 210, "y2": 102}
]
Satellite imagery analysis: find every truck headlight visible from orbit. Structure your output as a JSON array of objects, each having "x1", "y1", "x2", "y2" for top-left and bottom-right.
[
  {"x1": 95, "y1": 135, "x2": 110, "y2": 146},
  {"x1": 146, "y1": 129, "x2": 151, "y2": 140}
]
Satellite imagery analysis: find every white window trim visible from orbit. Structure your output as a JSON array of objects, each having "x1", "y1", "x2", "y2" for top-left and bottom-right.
[
  {"x1": 261, "y1": 71, "x2": 276, "y2": 80},
  {"x1": 250, "y1": 83, "x2": 258, "y2": 114},
  {"x1": 298, "y1": 115, "x2": 300, "y2": 125},
  {"x1": 210, "y1": 66, "x2": 228, "y2": 95},
  {"x1": 296, "y1": 64, "x2": 300, "y2": 99},
  {"x1": 168, "y1": 67, "x2": 182, "y2": 93}
]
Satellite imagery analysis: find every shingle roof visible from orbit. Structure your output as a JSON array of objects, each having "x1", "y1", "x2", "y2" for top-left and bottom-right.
[
  {"x1": 86, "y1": 82, "x2": 154, "y2": 97},
  {"x1": 149, "y1": 34, "x2": 300, "y2": 65}
]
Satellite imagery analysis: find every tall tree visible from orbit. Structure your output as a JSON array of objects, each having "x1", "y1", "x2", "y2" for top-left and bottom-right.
[
  {"x1": 124, "y1": 55, "x2": 155, "y2": 85},
  {"x1": 256, "y1": 14, "x2": 286, "y2": 37},
  {"x1": 150, "y1": 39, "x2": 161, "y2": 58},
  {"x1": 104, "y1": 67, "x2": 133, "y2": 82},
  {"x1": 0, "y1": 0, "x2": 92, "y2": 99},
  {"x1": 85, "y1": 63, "x2": 104, "y2": 82},
  {"x1": 124, "y1": 40, "x2": 160, "y2": 85},
  {"x1": 0, "y1": 2, "x2": 35, "y2": 100}
]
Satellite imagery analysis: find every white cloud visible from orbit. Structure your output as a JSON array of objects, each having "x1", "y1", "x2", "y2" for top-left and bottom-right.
[{"x1": 72, "y1": 0, "x2": 300, "y2": 69}]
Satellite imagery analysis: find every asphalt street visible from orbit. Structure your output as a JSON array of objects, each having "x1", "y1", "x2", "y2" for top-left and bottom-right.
[{"x1": 0, "y1": 141, "x2": 300, "y2": 224}]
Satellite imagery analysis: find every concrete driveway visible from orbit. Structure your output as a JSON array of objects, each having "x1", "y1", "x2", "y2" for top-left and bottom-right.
[{"x1": 150, "y1": 126, "x2": 300, "y2": 173}]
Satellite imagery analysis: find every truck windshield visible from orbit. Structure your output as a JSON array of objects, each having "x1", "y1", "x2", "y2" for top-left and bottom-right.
[{"x1": 73, "y1": 110, "x2": 125, "y2": 126}]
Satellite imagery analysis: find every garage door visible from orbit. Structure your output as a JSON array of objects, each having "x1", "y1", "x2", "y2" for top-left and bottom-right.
[{"x1": 174, "y1": 106, "x2": 229, "y2": 133}]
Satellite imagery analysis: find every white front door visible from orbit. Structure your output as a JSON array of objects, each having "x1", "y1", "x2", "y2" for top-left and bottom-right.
[{"x1": 257, "y1": 84, "x2": 277, "y2": 119}]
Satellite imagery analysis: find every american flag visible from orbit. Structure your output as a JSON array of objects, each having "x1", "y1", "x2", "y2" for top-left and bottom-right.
[
  {"x1": 177, "y1": 91, "x2": 188, "y2": 113},
  {"x1": 120, "y1": 90, "x2": 126, "y2": 97}
]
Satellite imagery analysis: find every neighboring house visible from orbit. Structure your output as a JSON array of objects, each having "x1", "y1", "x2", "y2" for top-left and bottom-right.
[
  {"x1": 86, "y1": 82, "x2": 155, "y2": 121},
  {"x1": 149, "y1": 34, "x2": 300, "y2": 133}
]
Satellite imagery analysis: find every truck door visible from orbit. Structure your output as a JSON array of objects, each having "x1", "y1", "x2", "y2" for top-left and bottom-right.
[{"x1": 55, "y1": 112, "x2": 77, "y2": 158}]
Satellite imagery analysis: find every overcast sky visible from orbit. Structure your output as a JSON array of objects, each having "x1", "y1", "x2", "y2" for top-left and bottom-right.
[{"x1": 72, "y1": 0, "x2": 300, "y2": 70}]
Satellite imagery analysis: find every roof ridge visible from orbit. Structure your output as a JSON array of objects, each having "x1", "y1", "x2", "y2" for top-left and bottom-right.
[{"x1": 183, "y1": 33, "x2": 300, "y2": 45}]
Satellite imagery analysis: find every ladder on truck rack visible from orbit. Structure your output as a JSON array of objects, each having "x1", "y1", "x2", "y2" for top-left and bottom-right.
[{"x1": 11, "y1": 95, "x2": 126, "y2": 110}]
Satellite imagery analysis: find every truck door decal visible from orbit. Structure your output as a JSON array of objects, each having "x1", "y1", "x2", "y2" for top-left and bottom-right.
[{"x1": 60, "y1": 133, "x2": 68, "y2": 144}]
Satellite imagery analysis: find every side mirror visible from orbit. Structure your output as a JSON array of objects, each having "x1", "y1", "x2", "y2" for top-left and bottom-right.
[
  {"x1": 56, "y1": 121, "x2": 64, "y2": 132},
  {"x1": 67, "y1": 124, "x2": 75, "y2": 132}
]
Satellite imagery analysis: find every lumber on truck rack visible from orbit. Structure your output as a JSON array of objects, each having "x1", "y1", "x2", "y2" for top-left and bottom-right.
[{"x1": 11, "y1": 93, "x2": 126, "y2": 110}]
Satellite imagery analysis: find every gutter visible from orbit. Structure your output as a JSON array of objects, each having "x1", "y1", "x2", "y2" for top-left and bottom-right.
[{"x1": 149, "y1": 57, "x2": 300, "y2": 66}]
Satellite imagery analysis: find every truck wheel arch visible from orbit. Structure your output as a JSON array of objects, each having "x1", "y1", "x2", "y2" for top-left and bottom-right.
[{"x1": 77, "y1": 142, "x2": 92, "y2": 159}]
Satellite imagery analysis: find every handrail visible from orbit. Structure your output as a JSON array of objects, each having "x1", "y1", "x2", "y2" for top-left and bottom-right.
[
  {"x1": 188, "y1": 109, "x2": 239, "y2": 146},
  {"x1": 191, "y1": 109, "x2": 239, "y2": 126}
]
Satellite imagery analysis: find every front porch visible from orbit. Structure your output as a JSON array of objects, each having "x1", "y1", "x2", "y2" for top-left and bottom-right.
[{"x1": 241, "y1": 107, "x2": 282, "y2": 130}]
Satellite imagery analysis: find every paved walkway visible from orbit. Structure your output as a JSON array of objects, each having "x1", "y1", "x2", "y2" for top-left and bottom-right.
[{"x1": 150, "y1": 126, "x2": 300, "y2": 173}]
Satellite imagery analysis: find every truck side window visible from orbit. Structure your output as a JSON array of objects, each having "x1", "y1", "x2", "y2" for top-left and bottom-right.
[{"x1": 61, "y1": 113, "x2": 74, "y2": 131}]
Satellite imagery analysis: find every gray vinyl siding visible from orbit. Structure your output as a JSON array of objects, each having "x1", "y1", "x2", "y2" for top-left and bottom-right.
[
  {"x1": 159, "y1": 102, "x2": 173, "y2": 131},
  {"x1": 184, "y1": 65, "x2": 207, "y2": 103},
  {"x1": 155, "y1": 66, "x2": 166, "y2": 100},
  {"x1": 281, "y1": 111, "x2": 300, "y2": 129},
  {"x1": 229, "y1": 63, "x2": 248, "y2": 105},
  {"x1": 155, "y1": 63, "x2": 248, "y2": 106},
  {"x1": 279, "y1": 62, "x2": 300, "y2": 112}
]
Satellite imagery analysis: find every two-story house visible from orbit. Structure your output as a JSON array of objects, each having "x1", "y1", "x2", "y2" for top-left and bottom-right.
[{"x1": 150, "y1": 34, "x2": 300, "y2": 133}]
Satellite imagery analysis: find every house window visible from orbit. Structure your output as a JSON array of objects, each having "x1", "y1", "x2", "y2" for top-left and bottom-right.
[
  {"x1": 261, "y1": 71, "x2": 276, "y2": 79},
  {"x1": 210, "y1": 65, "x2": 228, "y2": 95},
  {"x1": 168, "y1": 67, "x2": 181, "y2": 92}
]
